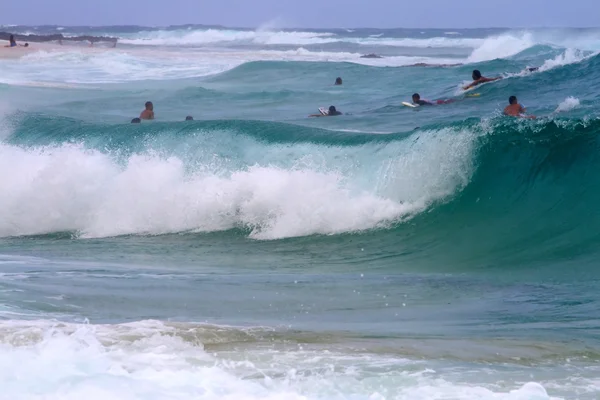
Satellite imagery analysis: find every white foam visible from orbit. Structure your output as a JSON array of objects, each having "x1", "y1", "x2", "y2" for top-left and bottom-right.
[
  {"x1": 555, "y1": 96, "x2": 580, "y2": 113},
  {"x1": 467, "y1": 33, "x2": 535, "y2": 63},
  {"x1": 0, "y1": 319, "x2": 571, "y2": 400},
  {"x1": 0, "y1": 47, "x2": 458, "y2": 84},
  {"x1": 539, "y1": 48, "x2": 591, "y2": 72},
  {"x1": 351, "y1": 37, "x2": 483, "y2": 48},
  {"x1": 0, "y1": 128, "x2": 475, "y2": 240},
  {"x1": 120, "y1": 29, "x2": 338, "y2": 46}
]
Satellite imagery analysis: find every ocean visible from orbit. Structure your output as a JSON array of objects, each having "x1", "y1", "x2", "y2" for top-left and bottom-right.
[{"x1": 0, "y1": 25, "x2": 599, "y2": 399}]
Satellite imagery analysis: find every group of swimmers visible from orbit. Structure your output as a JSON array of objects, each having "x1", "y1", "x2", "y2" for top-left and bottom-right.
[
  {"x1": 132, "y1": 68, "x2": 534, "y2": 123},
  {"x1": 5, "y1": 33, "x2": 536, "y2": 122},
  {"x1": 313, "y1": 69, "x2": 538, "y2": 119},
  {"x1": 4, "y1": 35, "x2": 29, "y2": 48}
]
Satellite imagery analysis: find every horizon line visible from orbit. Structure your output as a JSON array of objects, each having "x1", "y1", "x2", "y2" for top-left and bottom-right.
[{"x1": 2, "y1": 23, "x2": 599, "y2": 31}]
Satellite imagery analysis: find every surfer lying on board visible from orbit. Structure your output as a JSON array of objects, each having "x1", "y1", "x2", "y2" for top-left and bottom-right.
[
  {"x1": 309, "y1": 105, "x2": 342, "y2": 117},
  {"x1": 504, "y1": 96, "x2": 536, "y2": 119},
  {"x1": 411, "y1": 93, "x2": 456, "y2": 106},
  {"x1": 463, "y1": 69, "x2": 501, "y2": 90}
]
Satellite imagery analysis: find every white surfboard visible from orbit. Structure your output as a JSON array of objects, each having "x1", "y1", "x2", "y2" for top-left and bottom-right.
[
  {"x1": 402, "y1": 102, "x2": 418, "y2": 108},
  {"x1": 318, "y1": 107, "x2": 329, "y2": 115}
]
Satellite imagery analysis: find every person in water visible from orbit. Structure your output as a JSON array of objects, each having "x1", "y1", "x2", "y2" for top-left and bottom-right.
[
  {"x1": 4, "y1": 35, "x2": 17, "y2": 47},
  {"x1": 463, "y1": 69, "x2": 501, "y2": 90},
  {"x1": 131, "y1": 117, "x2": 141, "y2": 123},
  {"x1": 411, "y1": 93, "x2": 455, "y2": 106},
  {"x1": 504, "y1": 96, "x2": 535, "y2": 119},
  {"x1": 309, "y1": 105, "x2": 342, "y2": 117},
  {"x1": 185, "y1": 116, "x2": 194, "y2": 121},
  {"x1": 140, "y1": 101, "x2": 154, "y2": 120},
  {"x1": 335, "y1": 77, "x2": 343, "y2": 85}
]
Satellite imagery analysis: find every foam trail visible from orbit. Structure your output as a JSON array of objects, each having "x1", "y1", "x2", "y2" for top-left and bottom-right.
[{"x1": 0, "y1": 320, "x2": 560, "y2": 400}]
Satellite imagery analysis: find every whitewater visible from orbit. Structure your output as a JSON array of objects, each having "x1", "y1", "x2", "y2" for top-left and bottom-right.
[{"x1": 1, "y1": 25, "x2": 600, "y2": 399}]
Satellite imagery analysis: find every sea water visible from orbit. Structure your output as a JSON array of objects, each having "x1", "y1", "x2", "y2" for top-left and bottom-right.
[{"x1": 0, "y1": 25, "x2": 600, "y2": 399}]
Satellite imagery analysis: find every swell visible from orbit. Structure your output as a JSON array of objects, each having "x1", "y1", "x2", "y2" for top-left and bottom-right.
[
  {"x1": 381, "y1": 119, "x2": 600, "y2": 269},
  {"x1": 4, "y1": 113, "x2": 600, "y2": 248}
]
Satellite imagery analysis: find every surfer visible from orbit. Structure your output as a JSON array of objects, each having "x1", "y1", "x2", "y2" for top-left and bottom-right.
[
  {"x1": 185, "y1": 116, "x2": 194, "y2": 121},
  {"x1": 463, "y1": 69, "x2": 501, "y2": 90},
  {"x1": 504, "y1": 96, "x2": 535, "y2": 119},
  {"x1": 411, "y1": 93, "x2": 455, "y2": 106},
  {"x1": 309, "y1": 105, "x2": 342, "y2": 117},
  {"x1": 131, "y1": 118, "x2": 141, "y2": 123},
  {"x1": 140, "y1": 102, "x2": 154, "y2": 120},
  {"x1": 335, "y1": 77, "x2": 343, "y2": 85}
]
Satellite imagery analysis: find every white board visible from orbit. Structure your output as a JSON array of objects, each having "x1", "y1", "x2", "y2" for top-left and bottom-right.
[
  {"x1": 402, "y1": 102, "x2": 418, "y2": 108},
  {"x1": 319, "y1": 107, "x2": 329, "y2": 115}
]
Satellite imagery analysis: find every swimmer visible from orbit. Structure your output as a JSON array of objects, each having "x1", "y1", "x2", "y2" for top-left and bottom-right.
[
  {"x1": 335, "y1": 77, "x2": 343, "y2": 85},
  {"x1": 411, "y1": 93, "x2": 456, "y2": 106},
  {"x1": 4, "y1": 35, "x2": 17, "y2": 48},
  {"x1": 504, "y1": 96, "x2": 535, "y2": 119},
  {"x1": 131, "y1": 117, "x2": 141, "y2": 123},
  {"x1": 185, "y1": 116, "x2": 194, "y2": 121},
  {"x1": 309, "y1": 105, "x2": 342, "y2": 117},
  {"x1": 140, "y1": 101, "x2": 154, "y2": 120},
  {"x1": 463, "y1": 69, "x2": 501, "y2": 90}
]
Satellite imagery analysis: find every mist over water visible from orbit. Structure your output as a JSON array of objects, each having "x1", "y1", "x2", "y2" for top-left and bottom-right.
[{"x1": 1, "y1": 25, "x2": 600, "y2": 399}]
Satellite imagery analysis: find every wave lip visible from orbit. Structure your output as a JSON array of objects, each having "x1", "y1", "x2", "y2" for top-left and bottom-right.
[{"x1": 0, "y1": 124, "x2": 476, "y2": 240}]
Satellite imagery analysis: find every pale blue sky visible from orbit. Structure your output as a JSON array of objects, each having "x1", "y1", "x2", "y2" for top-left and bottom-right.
[{"x1": 2, "y1": 0, "x2": 597, "y2": 28}]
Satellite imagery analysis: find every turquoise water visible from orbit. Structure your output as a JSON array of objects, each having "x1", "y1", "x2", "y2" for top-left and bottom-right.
[{"x1": 0, "y1": 26, "x2": 600, "y2": 399}]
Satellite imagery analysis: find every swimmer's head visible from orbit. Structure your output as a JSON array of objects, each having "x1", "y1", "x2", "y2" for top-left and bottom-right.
[
  {"x1": 509, "y1": 96, "x2": 517, "y2": 105},
  {"x1": 185, "y1": 116, "x2": 193, "y2": 121},
  {"x1": 145, "y1": 101, "x2": 153, "y2": 110},
  {"x1": 472, "y1": 70, "x2": 482, "y2": 80},
  {"x1": 24, "y1": 43, "x2": 29, "y2": 47},
  {"x1": 335, "y1": 77, "x2": 342, "y2": 85},
  {"x1": 328, "y1": 105, "x2": 341, "y2": 115},
  {"x1": 9, "y1": 35, "x2": 14, "y2": 42},
  {"x1": 412, "y1": 93, "x2": 421, "y2": 102},
  {"x1": 131, "y1": 118, "x2": 141, "y2": 123}
]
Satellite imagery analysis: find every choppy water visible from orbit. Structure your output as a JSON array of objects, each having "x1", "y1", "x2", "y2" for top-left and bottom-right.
[{"x1": 1, "y1": 25, "x2": 600, "y2": 399}]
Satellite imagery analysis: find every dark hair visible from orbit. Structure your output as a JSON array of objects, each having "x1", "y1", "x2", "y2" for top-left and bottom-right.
[
  {"x1": 9, "y1": 35, "x2": 14, "y2": 41},
  {"x1": 24, "y1": 43, "x2": 29, "y2": 47},
  {"x1": 185, "y1": 116, "x2": 193, "y2": 121},
  {"x1": 335, "y1": 77, "x2": 342, "y2": 84},
  {"x1": 131, "y1": 118, "x2": 141, "y2": 123},
  {"x1": 145, "y1": 101, "x2": 153, "y2": 108},
  {"x1": 509, "y1": 96, "x2": 517, "y2": 105},
  {"x1": 412, "y1": 93, "x2": 420, "y2": 99},
  {"x1": 329, "y1": 106, "x2": 337, "y2": 113},
  {"x1": 473, "y1": 70, "x2": 482, "y2": 79}
]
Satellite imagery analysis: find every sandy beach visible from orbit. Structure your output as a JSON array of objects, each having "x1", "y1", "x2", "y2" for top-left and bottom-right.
[{"x1": 0, "y1": 39, "x2": 116, "y2": 59}]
